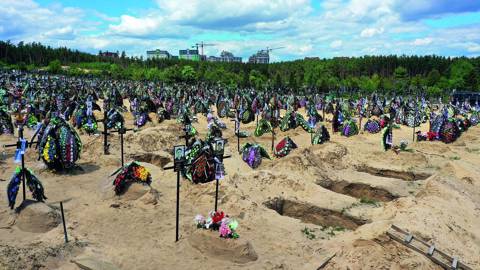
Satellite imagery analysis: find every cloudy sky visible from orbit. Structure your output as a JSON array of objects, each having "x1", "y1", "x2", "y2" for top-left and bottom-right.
[{"x1": 1, "y1": 0, "x2": 480, "y2": 61}]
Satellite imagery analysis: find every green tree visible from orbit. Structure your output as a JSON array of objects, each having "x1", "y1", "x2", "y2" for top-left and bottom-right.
[
  {"x1": 249, "y1": 69, "x2": 266, "y2": 89},
  {"x1": 181, "y1": 65, "x2": 196, "y2": 82},
  {"x1": 464, "y1": 68, "x2": 478, "y2": 91},
  {"x1": 274, "y1": 73, "x2": 283, "y2": 89},
  {"x1": 426, "y1": 86, "x2": 442, "y2": 98},
  {"x1": 427, "y1": 69, "x2": 441, "y2": 86},
  {"x1": 449, "y1": 60, "x2": 474, "y2": 89},
  {"x1": 436, "y1": 76, "x2": 451, "y2": 90},
  {"x1": 288, "y1": 72, "x2": 297, "y2": 89},
  {"x1": 394, "y1": 66, "x2": 409, "y2": 91},
  {"x1": 48, "y1": 59, "x2": 62, "y2": 73}
]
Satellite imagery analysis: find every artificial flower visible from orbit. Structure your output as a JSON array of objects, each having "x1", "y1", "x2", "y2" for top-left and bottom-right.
[{"x1": 219, "y1": 222, "x2": 232, "y2": 238}]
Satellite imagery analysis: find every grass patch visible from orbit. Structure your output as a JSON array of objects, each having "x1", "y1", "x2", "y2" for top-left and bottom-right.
[
  {"x1": 321, "y1": 226, "x2": 346, "y2": 237},
  {"x1": 340, "y1": 202, "x2": 359, "y2": 214},
  {"x1": 360, "y1": 197, "x2": 380, "y2": 206},
  {"x1": 301, "y1": 227, "x2": 316, "y2": 240},
  {"x1": 449, "y1": 156, "x2": 461, "y2": 160}
]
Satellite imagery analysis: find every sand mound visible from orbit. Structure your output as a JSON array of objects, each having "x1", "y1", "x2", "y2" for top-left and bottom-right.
[
  {"x1": 139, "y1": 187, "x2": 161, "y2": 205},
  {"x1": 356, "y1": 165, "x2": 431, "y2": 181},
  {"x1": 250, "y1": 171, "x2": 305, "y2": 192},
  {"x1": 104, "y1": 180, "x2": 159, "y2": 205},
  {"x1": 0, "y1": 241, "x2": 87, "y2": 270},
  {"x1": 324, "y1": 236, "x2": 439, "y2": 270},
  {"x1": 440, "y1": 162, "x2": 479, "y2": 185},
  {"x1": 188, "y1": 230, "x2": 258, "y2": 264},
  {"x1": 125, "y1": 125, "x2": 179, "y2": 152},
  {"x1": 71, "y1": 256, "x2": 119, "y2": 270},
  {"x1": 304, "y1": 143, "x2": 349, "y2": 169},
  {"x1": 1, "y1": 113, "x2": 479, "y2": 269},
  {"x1": 116, "y1": 183, "x2": 155, "y2": 201},
  {"x1": 14, "y1": 200, "x2": 61, "y2": 233}
]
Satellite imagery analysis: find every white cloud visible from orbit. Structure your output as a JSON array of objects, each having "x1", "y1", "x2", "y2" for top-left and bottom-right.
[
  {"x1": 156, "y1": 0, "x2": 310, "y2": 28},
  {"x1": 330, "y1": 40, "x2": 343, "y2": 48},
  {"x1": 43, "y1": 26, "x2": 76, "y2": 40},
  {"x1": 468, "y1": 45, "x2": 480, "y2": 53},
  {"x1": 411, "y1": 37, "x2": 433, "y2": 46},
  {"x1": 299, "y1": 44, "x2": 313, "y2": 53},
  {"x1": 360, "y1": 27, "x2": 384, "y2": 38},
  {"x1": 109, "y1": 15, "x2": 164, "y2": 37},
  {"x1": 2, "y1": 0, "x2": 480, "y2": 61},
  {"x1": 0, "y1": 0, "x2": 87, "y2": 41}
]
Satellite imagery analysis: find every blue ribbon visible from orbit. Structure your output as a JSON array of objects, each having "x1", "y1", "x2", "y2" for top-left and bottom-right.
[
  {"x1": 14, "y1": 149, "x2": 21, "y2": 163},
  {"x1": 20, "y1": 139, "x2": 27, "y2": 154},
  {"x1": 14, "y1": 139, "x2": 27, "y2": 163}
]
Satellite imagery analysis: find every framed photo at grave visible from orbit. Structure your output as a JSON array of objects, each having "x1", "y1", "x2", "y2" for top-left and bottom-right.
[
  {"x1": 173, "y1": 145, "x2": 186, "y2": 171},
  {"x1": 212, "y1": 138, "x2": 225, "y2": 157}
]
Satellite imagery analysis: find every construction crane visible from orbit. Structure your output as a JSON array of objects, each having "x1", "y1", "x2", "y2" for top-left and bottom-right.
[
  {"x1": 192, "y1": 42, "x2": 216, "y2": 59},
  {"x1": 265, "y1": 46, "x2": 285, "y2": 53}
]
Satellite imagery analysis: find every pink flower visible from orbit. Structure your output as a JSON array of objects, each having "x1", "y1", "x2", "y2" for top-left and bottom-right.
[{"x1": 219, "y1": 222, "x2": 231, "y2": 237}]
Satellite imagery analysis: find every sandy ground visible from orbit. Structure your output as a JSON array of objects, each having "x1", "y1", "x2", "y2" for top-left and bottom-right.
[{"x1": 0, "y1": 107, "x2": 479, "y2": 270}]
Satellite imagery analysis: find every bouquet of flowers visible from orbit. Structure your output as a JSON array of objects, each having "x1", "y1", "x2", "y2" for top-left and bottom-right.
[
  {"x1": 194, "y1": 210, "x2": 239, "y2": 239},
  {"x1": 399, "y1": 140, "x2": 408, "y2": 151},
  {"x1": 113, "y1": 161, "x2": 152, "y2": 195}
]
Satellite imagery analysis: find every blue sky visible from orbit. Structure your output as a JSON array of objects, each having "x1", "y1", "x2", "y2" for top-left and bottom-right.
[{"x1": 1, "y1": 0, "x2": 480, "y2": 61}]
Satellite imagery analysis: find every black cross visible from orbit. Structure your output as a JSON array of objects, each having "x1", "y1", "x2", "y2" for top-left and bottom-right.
[
  {"x1": 163, "y1": 139, "x2": 231, "y2": 242},
  {"x1": 109, "y1": 123, "x2": 134, "y2": 168},
  {"x1": 3, "y1": 126, "x2": 39, "y2": 202}
]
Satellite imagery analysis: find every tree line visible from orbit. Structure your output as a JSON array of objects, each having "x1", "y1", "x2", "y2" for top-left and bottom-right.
[{"x1": 1, "y1": 40, "x2": 479, "y2": 97}]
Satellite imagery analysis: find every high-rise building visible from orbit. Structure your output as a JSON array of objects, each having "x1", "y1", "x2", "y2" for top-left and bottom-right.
[
  {"x1": 248, "y1": 50, "x2": 269, "y2": 64},
  {"x1": 179, "y1": 49, "x2": 200, "y2": 61},
  {"x1": 207, "y1": 51, "x2": 242, "y2": 63},
  {"x1": 146, "y1": 49, "x2": 171, "y2": 59}
]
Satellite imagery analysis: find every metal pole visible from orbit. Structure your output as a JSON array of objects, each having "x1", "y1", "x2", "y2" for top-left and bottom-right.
[
  {"x1": 214, "y1": 176, "x2": 219, "y2": 211},
  {"x1": 175, "y1": 169, "x2": 180, "y2": 242},
  {"x1": 19, "y1": 127, "x2": 26, "y2": 202},
  {"x1": 413, "y1": 106, "x2": 416, "y2": 142},
  {"x1": 21, "y1": 154, "x2": 26, "y2": 201},
  {"x1": 237, "y1": 133, "x2": 240, "y2": 154},
  {"x1": 60, "y1": 202, "x2": 69, "y2": 243},
  {"x1": 103, "y1": 110, "x2": 109, "y2": 154},
  {"x1": 237, "y1": 110, "x2": 240, "y2": 153},
  {"x1": 271, "y1": 129, "x2": 275, "y2": 152},
  {"x1": 120, "y1": 131, "x2": 124, "y2": 167}
]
